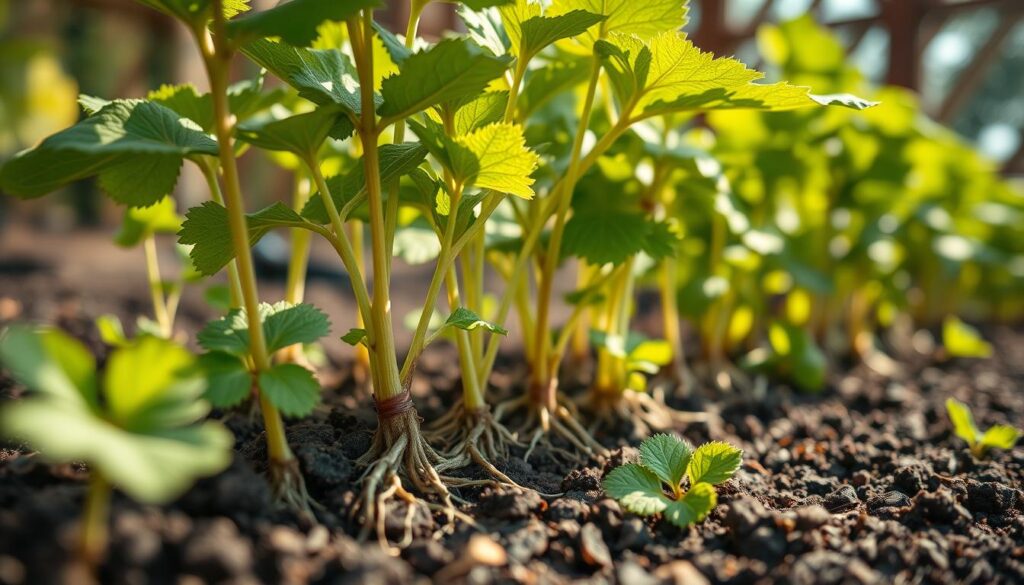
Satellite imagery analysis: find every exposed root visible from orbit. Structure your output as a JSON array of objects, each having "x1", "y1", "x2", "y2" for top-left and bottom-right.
[
  {"x1": 428, "y1": 400, "x2": 523, "y2": 487},
  {"x1": 352, "y1": 408, "x2": 455, "y2": 549},
  {"x1": 268, "y1": 457, "x2": 318, "y2": 520},
  {"x1": 495, "y1": 390, "x2": 607, "y2": 464},
  {"x1": 586, "y1": 386, "x2": 712, "y2": 437},
  {"x1": 657, "y1": 359, "x2": 699, "y2": 397}
]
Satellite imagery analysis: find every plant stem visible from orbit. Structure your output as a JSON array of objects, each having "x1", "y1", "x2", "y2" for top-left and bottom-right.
[
  {"x1": 143, "y1": 234, "x2": 172, "y2": 338},
  {"x1": 659, "y1": 254, "x2": 685, "y2": 372},
  {"x1": 530, "y1": 56, "x2": 602, "y2": 392},
  {"x1": 285, "y1": 175, "x2": 312, "y2": 304},
  {"x1": 197, "y1": 8, "x2": 293, "y2": 465},
  {"x1": 79, "y1": 472, "x2": 111, "y2": 568},
  {"x1": 349, "y1": 12, "x2": 404, "y2": 400},
  {"x1": 446, "y1": 265, "x2": 485, "y2": 411}
]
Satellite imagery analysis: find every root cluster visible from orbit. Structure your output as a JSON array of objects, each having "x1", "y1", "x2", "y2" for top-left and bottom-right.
[
  {"x1": 587, "y1": 386, "x2": 710, "y2": 436},
  {"x1": 429, "y1": 400, "x2": 522, "y2": 487}
]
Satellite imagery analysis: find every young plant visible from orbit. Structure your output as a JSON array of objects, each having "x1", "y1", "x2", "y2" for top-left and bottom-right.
[
  {"x1": 0, "y1": 327, "x2": 232, "y2": 566},
  {"x1": 946, "y1": 398, "x2": 1019, "y2": 459},
  {"x1": 603, "y1": 434, "x2": 742, "y2": 528}
]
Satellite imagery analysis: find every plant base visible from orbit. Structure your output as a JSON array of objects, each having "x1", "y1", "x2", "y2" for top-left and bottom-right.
[
  {"x1": 587, "y1": 386, "x2": 711, "y2": 437},
  {"x1": 268, "y1": 457, "x2": 316, "y2": 518},
  {"x1": 354, "y1": 407, "x2": 455, "y2": 549},
  {"x1": 495, "y1": 379, "x2": 607, "y2": 463},
  {"x1": 428, "y1": 400, "x2": 522, "y2": 487}
]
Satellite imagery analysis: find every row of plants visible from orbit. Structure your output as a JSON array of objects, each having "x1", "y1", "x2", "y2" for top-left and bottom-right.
[{"x1": 0, "y1": 0, "x2": 1019, "y2": 564}]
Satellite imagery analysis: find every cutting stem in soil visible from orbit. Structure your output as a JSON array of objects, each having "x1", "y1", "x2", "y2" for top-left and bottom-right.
[
  {"x1": 193, "y1": 1, "x2": 310, "y2": 512},
  {"x1": 78, "y1": 473, "x2": 111, "y2": 569}
]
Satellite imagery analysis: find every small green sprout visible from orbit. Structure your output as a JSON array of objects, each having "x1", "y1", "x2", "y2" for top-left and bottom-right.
[
  {"x1": 0, "y1": 326, "x2": 233, "y2": 565},
  {"x1": 946, "y1": 398, "x2": 1019, "y2": 459},
  {"x1": 603, "y1": 434, "x2": 743, "y2": 528}
]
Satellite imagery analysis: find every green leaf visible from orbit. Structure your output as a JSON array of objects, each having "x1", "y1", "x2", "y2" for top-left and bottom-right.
[
  {"x1": 0, "y1": 99, "x2": 219, "y2": 206},
  {"x1": 197, "y1": 302, "x2": 330, "y2": 357},
  {"x1": 198, "y1": 351, "x2": 253, "y2": 408},
  {"x1": 301, "y1": 142, "x2": 429, "y2": 223},
  {"x1": 225, "y1": 0, "x2": 381, "y2": 47},
  {"x1": 639, "y1": 434, "x2": 691, "y2": 488},
  {"x1": 550, "y1": 0, "x2": 687, "y2": 47},
  {"x1": 628, "y1": 339, "x2": 673, "y2": 371},
  {"x1": 980, "y1": 425, "x2": 1020, "y2": 451},
  {"x1": 146, "y1": 78, "x2": 283, "y2": 133},
  {"x1": 103, "y1": 336, "x2": 199, "y2": 426},
  {"x1": 411, "y1": 121, "x2": 539, "y2": 199},
  {"x1": 179, "y1": 201, "x2": 313, "y2": 275},
  {"x1": 236, "y1": 105, "x2": 353, "y2": 155},
  {"x1": 1, "y1": 399, "x2": 232, "y2": 503},
  {"x1": 445, "y1": 307, "x2": 508, "y2": 335},
  {"x1": 602, "y1": 463, "x2": 670, "y2": 516},
  {"x1": 519, "y1": 56, "x2": 591, "y2": 117},
  {"x1": 563, "y1": 211, "x2": 675, "y2": 265},
  {"x1": 455, "y1": 91, "x2": 509, "y2": 135},
  {"x1": 340, "y1": 328, "x2": 368, "y2": 346},
  {"x1": 133, "y1": 0, "x2": 250, "y2": 26},
  {"x1": 96, "y1": 315, "x2": 129, "y2": 347},
  {"x1": 686, "y1": 441, "x2": 742, "y2": 485},
  {"x1": 462, "y1": 0, "x2": 516, "y2": 9},
  {"x1": 242, "y1": 40, "x2": 368, "y2": 115},
  {"x1": 378, "y1": 38, "x2": 512, "y2": 120},
  {"x1": 946, "y1": 398, "x2": 980, "y2": 446},
  {"x1": 0, "y1": 326, "x2": 97, "y2": 409},
  {"x1": 942, "y1": 316, "x2": 992, "y2": 359},
  {"x1": 258, "y1": 363, "x2": 320, "y2": 417},
  {"x1": 261, "y1": 302, "x2": 331, "y2": 354},
  {"x1": 114, "y1": 196, "x2": 182, "y2": 248},
  {"x1": 372, "y1": 21, "x2": 412, "y2": 64},
  {"x1": 518, "y1": 10, "x2": 607, "y2": 59},
  {"x1": 664, "y1": 482, "x2": 717, "y2": 528}
]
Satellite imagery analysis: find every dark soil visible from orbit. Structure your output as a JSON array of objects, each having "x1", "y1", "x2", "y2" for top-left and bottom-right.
[{"x1": 1, "y1": 245, "x2": 1023, "y2": 584}]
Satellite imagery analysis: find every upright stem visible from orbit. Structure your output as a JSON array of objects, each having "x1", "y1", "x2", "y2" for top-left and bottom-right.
[
  {"x1": 79, "y1": 473, "x2": 111, "y2": 568},
  {"x1": 143, "y1": 235, "x2": 172, "y2": 337},
  {"x1": 197, "y1": 13, "x2": 293, "y2": 464},
  {"x1": 531, "y1": 57, "x2": 603, "y2": 392},
  {"x1": 285, "y1": 175, "x2": 312, "y2": 304},
  {"x1": 659, "y1": 255, "x2": 685, "y2": 371},
  {"x1": 350, "y1": 12, "x2": 404, "y2": 400}
]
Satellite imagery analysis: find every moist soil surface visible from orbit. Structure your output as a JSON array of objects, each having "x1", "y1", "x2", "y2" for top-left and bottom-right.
[{"x1": 1, "y1": 251, "x2": 1023, "y2": 584}]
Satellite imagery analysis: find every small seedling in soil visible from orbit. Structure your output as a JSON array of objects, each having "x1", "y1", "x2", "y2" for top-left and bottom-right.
[
  {"x1": 0, "y1": 327, "x2": 232, "y2": 567},
  {"x1": 946, "y1": 398, "x2": 1019, "y2": 459},
  {"x1": 603, "y1": 434, "x2": 742, "y2": 528}
]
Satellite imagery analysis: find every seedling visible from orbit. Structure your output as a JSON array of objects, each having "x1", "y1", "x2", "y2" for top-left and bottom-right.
[
  {"x1": 946, "y1": 398, "x2": 1019, "y2": 459},
  {"x1": 603, "y1": 434, "x2": 742, "y2": 528},
  {"x1": 0, "y1": 327, "x2": 232, "y2": 566}
]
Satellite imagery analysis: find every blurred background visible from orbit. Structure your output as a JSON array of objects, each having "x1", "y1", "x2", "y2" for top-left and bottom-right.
[
  {"x1": 0, "y1": 0, "x2": 1022, "y2": 351},
  {"x1": 2, "y1": 0, "x2": 1021, "y2": 222}
]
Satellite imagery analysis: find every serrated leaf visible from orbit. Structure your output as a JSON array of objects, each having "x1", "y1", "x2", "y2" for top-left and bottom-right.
[
  {"x1": 0, "y1": 99, "x2": 218, "y2": 206},
  {"x1": 411, "y1": 121, "x2": 538, "y2": 199},
  {"x1": 340, "y1": 328, "x2": 368, "y2": 346},
  {"x1": 242, "y1": 40, "x2": 368, "y2": 116},
  {"x1": 197, "y1": 302, "x2": 330, "y2": 356},
  {"x1": 946, "y1": 398, "x2": 980, "y2": 446},
  {"x1": 372, "y1": 21, "x2": 412, "y2": 64},
  {"x1": 664, "y1": 482, "x2": 717, "y2": 528},
  {"x1": 639, "y1": 434, "x2": 691, "y2": 488},
  {"x1": 519, "y1": 56, "x2": 591, "y2": 116},
  {"x1": 455, "y1": 91, "x2": 509, "y2": 135},
  {"x1": 198, "y1": 351, "x2": 252, "y2": 408},
  {"x1": 96, "y1": 315, "x2": 129, "y2": 347},
  {"x1": 550, "y1": 0, "x2": 687, "y2": 47},
  {"x1": 518, "y1": 10, "x2": 606, "y2": 58},
  {"x1": 114, "y1": 196, "x2": 182, "y2": 248},
  {"x1": 602, "y1": 463, "x2": 670, "y2": 516},
  {"x1": 980, "y1": 425, "x2": 1020, "y2": 450},
  {"x1": 809, "y1": 93, "x2": 879, "y2": 110},
  {"x1": 258, "y1": 363, "x2": 320, "y2": 417},
  {"x1": 301, "y1": 142, "x2": 429, "y2": 223},
  {"x1": 179, "y1": 201, "x2": 312, "y2": 275},
  {"x1": 236, "y1": 105, "x2": 352, "y2": 155},
  {"x1": 562, "y1": 211, "x2": 648, "y2": 265},
  {"x1": 378, "y1": 37, "x2": 511, "y2": 121},
  {"x1": 225, "y1": 0, "x2": 380, "y2": 47},
  {"x1": 942, "y1": 316, "x2": 992, "y2": 359},
  {"x1": 686, "y1": 441, "x2": 742, "y2": 485},
  {"x1": 445, "y1": 307, "x2": 508, "y2": 335},
  {"x1": 147, "y1": 79, "x2": 283, "y2": 132}
]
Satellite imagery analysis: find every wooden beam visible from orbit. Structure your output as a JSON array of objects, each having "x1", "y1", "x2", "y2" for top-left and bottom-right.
[
  {"x1": 937, "y1": 9, "x2": 1023, "y2": 122},
  {"x1": 883, "y1": 0, "x2": 926, "y2": 89}
]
